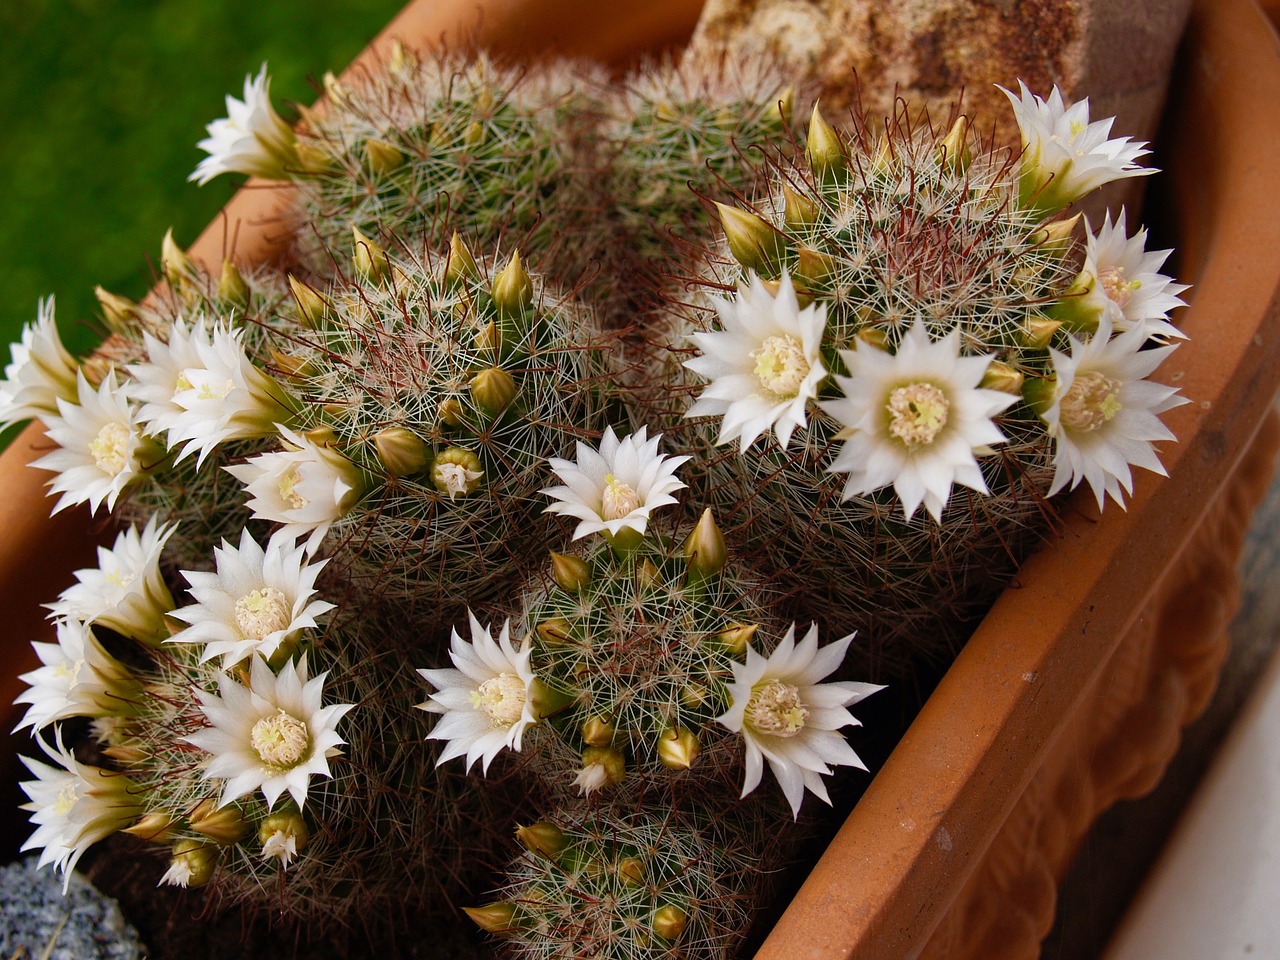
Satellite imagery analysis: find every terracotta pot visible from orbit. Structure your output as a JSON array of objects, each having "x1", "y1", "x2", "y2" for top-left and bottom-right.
[{"x1": 3, "y1": 0, "x2": 1279, "y2": 957}]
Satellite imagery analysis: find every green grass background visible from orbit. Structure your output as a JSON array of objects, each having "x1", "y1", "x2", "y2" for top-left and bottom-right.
[{"x1": 0, "y1": 0, "x2": 405, "y2": 369}]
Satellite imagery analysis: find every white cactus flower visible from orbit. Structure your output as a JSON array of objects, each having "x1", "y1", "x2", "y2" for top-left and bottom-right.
[
  {"x1": 418, "y1": 613, "x2": 536, "y2": 775},
  {"x1": 128, "y1": 317, "x2": 295, "y2": 467},
  {"x1": 15, "y1": 619, "x2": 140, "y2": 732},
  {"x1": 1042, "y1": 318, "x2": 1188, "y2": 510},
  {"x1": 1079, "y1": 210, "x2": 1189, "y2": 342},
  {"x1": 45, "y1": 516, "x2": 176, "y2": 644},
  {"x1": 185, "y1": 654, "x2": 353, "y2": 811},
  {"x1": 820, "y1": 323, "x2": 1017, "y2": 522},
  {"x1": 0, "y1": 297, "x2": 80, "y2": 429},
  {"x1": 717, "y1": 624, "x2": 882, "y2": 819},
  {"x1": 190, "y1": 63, "x2": 298, "y2": 185},
  {"x1": 1000, "y1": 81, "x2": 1154, "y2": 213},
  {"x1": 541, "y1": 426, "x2": 689, "y2": 546},
  {"x1": 31, "y1": 371, "x2": 161, "y2": 516},
  {"x1": 225, "y1": 426, "x2": 364, "y2": 553},
  {"x1": 168, "y1": 529, "x2": 334, "y2": 668},
  {"x1": 684, "y1": 271, "x2": 828, "y2": 451}
]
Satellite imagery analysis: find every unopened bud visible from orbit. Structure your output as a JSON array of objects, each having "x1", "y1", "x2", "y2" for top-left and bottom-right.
[
  {"x1": 1029, "y1": 212, "x2": 1081, "y2": 253},
  {"x1": 653, "y1": 904, "x2": 688, "y2": 940},
  {"x1": 470, "y1": 366, "x2": 518, "y2": 414},
  {"x1": 365, "y1": 138, "x2": 406, "y2": 175},
  {"x1": 353, "y1": 227, "x2": 390, "y2": 284},
  {"x1": 121, "y1": 811, "x2": 177, "y2": 843},
  {"x1": 1022, "y1": 376, "x2": 1058, "y2": 416},
  {"x1": 857, "y1": 326, "x2": 890, "y2": 350},
  {"x1": 1022, "y1": 317, "x2": 1063, "y2": 350},
  {"x1": 635, "y1": 559, "x2": 661, "y2": 589},
  {"x1": 516, "y1": 822, "x2": 567, "y2": 860},
  {"x1": 794, "y1": 246, "x2": 836, "y2": 288},
  {"x1": 437, "y1": 397, "x2": 465, "y2": 427},
  {"x1": 161, "y1": 228, "x2": 197, "y2": 288},
  {"x1": 430, "y1": 446, "x2": 484, "y2": 499},
  {"x1": 773, "y1": 85, "x2": 795, "y2": 125},
  {"x1": 464, "y1": 902, "x2": 519, "y2": 935},
  {"x1": 807, "y1": 102, "x2": 846, "y2": 180},
  {"x1": 288, "y1": 275, "x2": 329, "y2": 329},
  {"x1": 322, "y1": 71, "x2": 349, "y2": 108},
  {"x1": 295, "y1": 139, "x2": 334, "y2": 174},
  {"x1": 618, "y1": 857, "x2": 646, "y2": 885},
  {"x1": 218, "y1": 259, "x2": 250, "y2": 307},
  {"x1": 716, "y1": 203, "x2": 786, "y2": 277},
  {"x1": 979, "y1": 359, "x2": 1025, "y2": 395},
  {"x1": 550, "y1": 552, "x2": 591, "y2": 592},
  {"x1": 474, "y1": 320, "x2": 501, "y2": 356},
  {"x1": 268, "y1": 348, "x2": 318, "y2": 380},
  {"x1": 1046, "y1": 270, "x2": 1103, "y2": 335},
  {"x1": 491, "y1": 252, "x2": 533, "y2": 315},
  {"x1": 869, "y1": 134, "x2": 894, "y2": 178},
  {"x1": 102, "y1": 743, "x2": 148, "y2": 764},
  {"x1": 189, "y1": 799, "x2": 249, "y2": 845},
  {"x1": 783, "y1": 185, "x2": 819, "y2": 229},
  {"x1": 656, "y1": 726, "x2": 700, "y2": 770},
  {"x1": 304, "y1": 425, "x2": 339, "y2": 448},
  {"x1": 94, "y1": 286, "x2": 139, "y2": 334},
  {"x1": 682, "y1": 683, "x2": 711, "y2": 707},
  {"x1": 682, "y1": 508, "x2": 727, "y2": 578},
  {"x1": 937, "y1": 115, "x2": 972, "y2": 173},
  {"x1": 529, "y1": 678, "x2": 573, "y2": 720},
  {"x1": 443, "y1": 233, "x2": 481, "y2": 287},
  {"x1": 374, "y1": 426, "x2": 429, "y2": 476},
  {"x1": 388, "y1": 38, "x2": 416, "y2": 78},
  {"x1": 465, "y1": 120, "x2": 487, "y2": 148},
  {"x1": 581, "y1": 715, "x2": 615, "y2": 746},
  {"x1": 718, "y1": 622, "x2": 758, "y2": 657},
  {"x1": 536, "y1": 617, "x2": 573, "y2": 646},
  {"x1": 164, "y1": 839, "x2": 218, "y2": 889}
]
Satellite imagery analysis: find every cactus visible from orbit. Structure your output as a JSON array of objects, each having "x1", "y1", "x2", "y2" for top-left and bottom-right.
[{"x1": 640, "y1": 98, "x2": 1079, "y2": 677}]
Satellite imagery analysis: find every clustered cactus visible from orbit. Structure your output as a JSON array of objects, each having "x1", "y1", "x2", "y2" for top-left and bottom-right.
[{"x1": 4, "y1": 33, "x2": 1188, "y2": 960}]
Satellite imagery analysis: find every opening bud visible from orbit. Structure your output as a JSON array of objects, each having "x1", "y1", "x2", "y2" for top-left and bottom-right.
[
  {"x1": 535, "y1": 617, "x2": 573, "y2": 646},
  {"x1": 979, "y1": 359, "x2": 1025, "y2": 395},
  {"x1": 94, "y1": 286, "x2": 139, "y2": 335},
  {"x1": 364, "y1": 138, "x2": 406, "y2": 176},
  {"x1": 550, "y1": 552, "x2": 591, "y2": 592},
  {"x1": 470, "y1": 366, "x2": 518, "y2": 415},
  {"x1": 718, "y1": 622, "x2": 759, "y2": 657},
  {"x1": 464, "y1": 902, "x2": 519, "y2": 936},
  {"x1": 576, "y1": 746, "x2": 626, "y2": 795},
  {"x1": 353, "y1": 227, "x2": 390, "y2": 284},
  {"x1": 653, "y1": 904, "x2": 689, "y2": 940},
  {"x1": 374, "y1": 426, "x2": 429, "y2": 477},
  {"x1": 444, "y1": 233, "x2": 481, "y2": 287},
  {"x1": 259, "y1": 809, "x2": 310, "y2": 866},
  {"x1": 657, "y1": 726, "x2": 700, "y2": 770},
  {"x1": 121, "y1": 811, "x2": 178, "y2": 843},
  {"x1": 161, "y1": 228, "x2": 198, "y2": 289},
  {"x1": 581, "y1": 715, "x2": 615, "y2": 746},
  {"x1": 295, "y1": 139, "x2": 334, "y2": 174},
  {"x1": 715, "y1": 203, "x2": 787, "y2": 277},
  {"x1": 682, "y1": 508, "x2": 727, "y2": 579},
  {"x1": 189, "y1": 799, "x2": 250, "y2": 845},
  {"x1": 491, "y1": 251, "x2": 533, "y2": 316},
  {"x1": 807, "y1": 102, "x2": 847, "y2": 180},
  {"x1": 162, "y1": 839, "x2": 218, "y2": 889},
  {"x1": 430, "y1": 446, "x2": 484, "y2": 499},
  {"x1": 218, "y1": 259, "x2": 250, "y2": 308},
  {"x1": 783, "y1": 185, "x2": 819, "y2": 229},
  {"x1": 516, "y1": 822, "x2": 568, "y2": 860},
  {"x1": 288, "y1": 274, "x2": 329, "y2": 329}
]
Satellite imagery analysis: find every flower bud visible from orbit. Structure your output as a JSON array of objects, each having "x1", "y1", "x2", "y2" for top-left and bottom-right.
[
  {"x1": 857, "y1": 326, "x2": 890, "y2": 350},
  {"x1": 161, "y1": 228, "x2": 197, "y2": 289},
  {"x1": 718, "y1": 622, "x2": 758, "y2": 657},
  {"x1": 94, "y1": 286, "x2": 139, "y2": 335},
  {"x1": 295, "y1": 139, "x2": 334, "y2": 174},
  {"x1": 581, "y1": 715, "x2": 615, "y2": 746},
  {"x1": 682, "y1": 508, "x2": 727, "y2": 578},
  {"x1": 364, "y1": 138, "x2": 406, "y2": 175},
  {"x1": 259, "y1": 809, "x2": 310, "y2": 866},
  {"x1": 1046, "y1": 270, "x2": 1103, "y2": 335},
  {"x1": 635, "y1": 559, "x2": 661, "y2": 590},
  {"x1": 773, "y1": 85, "x2": 795, "y2": 125},
  {"x1": 653, "y1": 904, "x2": 688, "y2": 940},
  {"x1": 516, "y1": 822, "x2": 568, "y2": 860},
  {"x1": 443, "y1": 233, "x2": 480, "y2": 287},
  {"x1": 121, "y1": 811, "x2": 177, "y2": 843},
  {"x1": 869, "y1": 134, "x2": 894, "y2": 178},
  {"x1": 304, "y1": 424, "x2": 340, "y2": 448},
  {"x1": 374, "y1": 426, "x2": 429, "y2": 477},
  {"x1": 268, "y1": 348, "x2": 318, "y2": 380},
  {"x1": 388, "y1": 38, "x2": 416, "y2": 78},
  {"x1": 470, "y1": 366, "x2": 518, "y2": 415},
  {"x1": 437, "y1": 397, "x2": 465, "y2": 427},
  {"x1": 491, "y1": 251, "x2": 533, "y2": 316},
  {"x1": 656, "y1": 726, "x2": 700, "y2": 770},
  {"x1": 979, "y1": 359, "x2": 1025, "y2": 395},
  {"x1": 163, "y1": 839, "x2": 218, "y2": 889},
  {"x1": 783, "y1": 185, "x2": 818, "y2": 229},
  {"x1": 322, "y1": 70, "x2": 349, "y2": 108},
  {"x1": 189, "y1": 799, "x2": 250, "y2": 845},
  {"x1": 618, "y1": 857, "x2": 646, "y2": 886},
  {"x1": 1022, "y1": 317, "x2": 1063, "y2": 350},
  {"x1": 102, "y1": 742, "x2": 149, "y2": 764},
  {"x1": 465, "y1": 120, "x2": 487, "y2": 148},
  {"x1": 936, "y1": 115, "x2": 972, "y2": 173},
  {"x1": 218, "y1": 259, "x2": 250, "y2": 308},
  {"x1": 807, "y1": 102, "x2": 846, "y2": 180},
  {"x1": 1028, "y1": 212, "x2": 1081, "y2": 254},
  {"x1": 464, "y1": 902, "x2": 518, "y2": 936},
  {"x1": 1022, "y1": 376, "x2": 1058, "y2": 416},
  {"x1": 529, "y1": 678, "x2": 573, "y2": 720},
  {"x1": 430, "y1": 446, "x2": 484, "y2": 499},
  {"x1": 550, "y1": 552, "x2": 590, "y2": 592},
  {"x1": 577, "y1": 746, "x2": 626, "y2": 794},
  {"x1": 288, "y1": 274, "x2": 329, "y2": 329},
  {"x1": 353, "y1": 227, "x2": 390, "y2": 284},
  {"x1": 475, "y1": 320, "x2": 501, "y2": 356},
  {"x1": 716, "y1": 203, "x2": 786, "y2": 277},
  {"x1": 681, "y1": 683, "x2": 711, "y2": 707},
  {"x1": 536, "y1": 617, "x2": 573, "y2": 646},
  {"x1": 794, "y1": 246, "x2": 837, "y2": 288}
]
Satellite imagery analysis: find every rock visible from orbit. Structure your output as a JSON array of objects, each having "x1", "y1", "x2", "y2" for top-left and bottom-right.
[{"x1": 0, "y1": 857, "x2": 146, "y2": 960}]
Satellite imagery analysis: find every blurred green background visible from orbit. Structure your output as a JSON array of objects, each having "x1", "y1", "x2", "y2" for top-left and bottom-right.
[{"x1": 0, "y1": 0, "x2": 405, "y2": 374}]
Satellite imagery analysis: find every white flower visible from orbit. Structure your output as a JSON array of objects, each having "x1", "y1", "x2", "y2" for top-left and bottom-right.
[
  {"x1": 1000, "y1": 81, "x2": 1154, "y2": 213},
  {"x1": 1078, "y1": 210, "x2": 1189, "y2": 341},
  {"x1": 541, "y1": 426, "x2": 689, "y2": 545},
  {"x1": 262, "y1": 830, "x2": 299, "y2": 867},
  {"x1": 20, "y1": 733, "x2": 143, "y2": 890},
  {"x1": 573, "y1": 762, "x2": 611, "y2": 797},
  {"x1": 225, "y1": 426, "x2": 364, "y2": 553},
  {"x1": 128, "y1": 317, "x2": 296, "y2": 467},
  {"x1": 717, "y1": 624, "x2": 882, "y2": 818},
  {"x1": 418, "y1": 612, "x2": 536, "y2": 775},
  {"x1": 0, "y1": 297, "x2": 80, "y2": 429},
  {"x1": 820, "y1": 323, "x2": 1017, "y2": 522},
  {"x1": 31, "y1": 372, "x2": 161, "y2": 516},
  {"x1": 190, "y1": 64, "x2": 298, "y2": 185},
  {"x1": 15, "y1": 619, "x2": 140, "y2": 732},
  {"x1": 1042, "y1": 318, "x2": 1188, "y2": 509},
  {"x1": 684, "y1": 271, "x2": 828, "y2": 451},
  {"x1": 45, "y1": 516, "x2": 176, "y2": 644},
  {"x1": 185, "y1": 654, "x2": 353, "y2": 810},
  {"x1": 168, "y1": 529, "x2": 334, "y2": 668}
]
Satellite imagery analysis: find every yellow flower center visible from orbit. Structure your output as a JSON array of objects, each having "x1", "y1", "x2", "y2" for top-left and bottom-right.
[
  {"x1": 104, "y1": 569, "x2": 136, "y2": 589},
  {"x1": 234, "y1": 587, "x2": 291, "y2": 640},
  {"x1": 745, "y1": 679, "x2": 808, "y2": 738},
  {"x1": 1099, "y1": 266, "x2": 1141, "y2": 309},
  {"x1": 89, "y1": 421, "x2": 132, "y2": 476},
  {"x1": 601, "y1": 474, "x2": 641, "y2": 521},
  {"x1": 1060, "y1": 371, "x2": 1122, "y2": 433},
  {"x1": 250, "y1": 710, "x2": 310, "y2": 767},
  {"x1": 53, "y1": 782, "x2": 80, "y2": 818},
  {"x1": 886, "y1": 382, "x2": 950, "y2": 446},
  {"x1": 751, "y1": 335, "x2": 810, "y2": 399},
  {"x1": 470, "y1": 673, "x2": 526, "y2": 728},
  {"x1": 277, "y1": 464, "x2": 308, "y2": 509}
]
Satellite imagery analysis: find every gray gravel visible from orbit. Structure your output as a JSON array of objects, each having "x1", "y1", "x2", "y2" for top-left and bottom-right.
[{"x1": 0, "y1": 857, "x2": 146, "y2": 960}]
